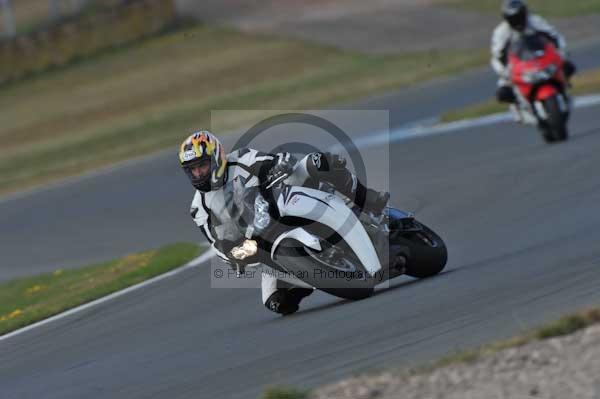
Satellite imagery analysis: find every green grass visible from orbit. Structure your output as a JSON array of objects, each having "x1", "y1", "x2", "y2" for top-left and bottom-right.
[
  {"x1": 0, "y1": 243, "x2": 200, "y2": 336},
  {"x1": 441, "y1": 68, "x2": 600, "y2": 122},
  {"x1": 573, "y1": 68, "x2": 600, "y2": 94},
  {"x1": 441, "y1": 99, "x2": 504, "y2": 123},
  {"x1": 262, "y1": 387, "x2": 309, "y2": 399},
  {"x1": 442, "y1": 0, "x2": 600, "y2": 17},
  {"x1": 423, "y1": 306, "x2": 600, "y2": 373},
  {"x1": 535, "y1": 308, "x2": 600, "y2": 339},
  {"x1": 0, "y1": 23, "x2": 487, "y2": 196}
]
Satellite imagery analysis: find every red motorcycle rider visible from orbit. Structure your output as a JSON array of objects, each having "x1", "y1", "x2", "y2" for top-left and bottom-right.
[{"x1": 491, "y1": 0, "x2": 576, "y2": 104}]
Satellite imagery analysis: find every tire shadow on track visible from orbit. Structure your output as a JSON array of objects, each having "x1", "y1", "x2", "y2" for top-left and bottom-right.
[
  {"x1": 569, "y1": 126, "x2": 600, "y2": 142},
  {"x1": 372, "y1": 270, "x2": 457, "y2": 299},
  {"x1": 269, "y1": 270, "x2": 456, "y2": 320}
]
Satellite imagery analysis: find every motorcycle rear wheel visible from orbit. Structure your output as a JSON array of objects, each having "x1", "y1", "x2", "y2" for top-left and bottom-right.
[{"x1": 392, "y1": 222, "x2": 448, "y2": 279}]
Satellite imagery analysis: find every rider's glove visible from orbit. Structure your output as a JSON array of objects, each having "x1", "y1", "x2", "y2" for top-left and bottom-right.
[
  {"x1": 267, "y1": 154, "x2": 296, "y2": 184},
  {"x1": 230, "y1": 239, "x2": 258, "y2": 260},
  {"x1": 229, "y1": 240, "x2": 259, "y2": 277}
]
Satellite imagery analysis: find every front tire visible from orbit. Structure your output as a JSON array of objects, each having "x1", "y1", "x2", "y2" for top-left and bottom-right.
[
  {"x1": 273, "y1": 240, "x2": 375, "y2": 300},
  {"x1": 541, "y1": 95, "x2": 569, "y2": 143}
]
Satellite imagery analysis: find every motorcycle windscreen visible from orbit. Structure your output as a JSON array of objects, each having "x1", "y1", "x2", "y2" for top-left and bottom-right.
[{"x1": 510, "y1": 34, "x2": 548, "y2": 61}]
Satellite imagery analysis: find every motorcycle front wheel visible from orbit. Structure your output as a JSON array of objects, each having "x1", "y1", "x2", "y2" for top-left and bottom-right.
[
  {"x1": 272, "y1": 237, "x2": 376, "y2": 300},
  {"x1": 540, "y1": 95, "x2": 569, "y2": 143}
]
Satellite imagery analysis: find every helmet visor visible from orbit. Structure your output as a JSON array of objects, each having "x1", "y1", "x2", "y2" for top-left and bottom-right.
[
  {"x1": 505, "y1": 10, "x2": 527, "y2": 31},
  {"x1": 184, "y1": 158, "x2": 212, "y2": 188}
]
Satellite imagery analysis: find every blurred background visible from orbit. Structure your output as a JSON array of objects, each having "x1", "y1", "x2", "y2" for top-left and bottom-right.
[
  {"x1": 1, "y1": 0, "x2": 599, "y2": 197},
  {"x1": 2, "y1": 3, "x2": 600, "y2": 398}
]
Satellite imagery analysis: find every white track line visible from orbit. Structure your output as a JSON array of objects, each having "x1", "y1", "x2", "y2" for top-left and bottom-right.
[
  {"x1": 343, "y1": 93, "x2": 600, "y2": 150},
  {"x1": 0, "y1": 249, "x2": 216, "y2": 342}
]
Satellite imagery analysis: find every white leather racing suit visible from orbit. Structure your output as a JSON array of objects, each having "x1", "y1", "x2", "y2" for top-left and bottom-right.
[
  {"x1": 491, "y1": 14, "x2": 566, "y2": 86},
  {"x1": 189, "y1": 148, "x2": 371, "y2": 310}
]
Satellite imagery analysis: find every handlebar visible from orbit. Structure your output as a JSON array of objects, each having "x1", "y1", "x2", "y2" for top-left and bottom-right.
[{"x1": 266, "y1": 172, "x2": 290, "y2": 189}]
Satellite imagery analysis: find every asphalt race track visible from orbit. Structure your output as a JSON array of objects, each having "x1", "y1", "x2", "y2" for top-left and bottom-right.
[
  {"x1": 2, "y1": 41, "x2": 600, "y2": 282},
  {"x1": 2, "y1": 43, "x2": 600, "y2": 399}
]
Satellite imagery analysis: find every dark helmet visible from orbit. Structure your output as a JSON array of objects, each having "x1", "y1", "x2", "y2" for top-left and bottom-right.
[
  {"x1": 179, "y1": 130, "x2": 228, "y2": 192},
  {"x1": 502, "y1": 0, "x2": 528, "y2": 32}
]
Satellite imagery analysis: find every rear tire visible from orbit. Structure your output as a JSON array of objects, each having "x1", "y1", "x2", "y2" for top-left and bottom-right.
[
  {"x1": 539, "y1": 125, "x2": 556, "y2": 143},
  {"x1": 542, "y1": 96, "x2": 569, "y2": 142},
  {"x1": 393, "y1": 223, "x2": 447, "y2": 279}
]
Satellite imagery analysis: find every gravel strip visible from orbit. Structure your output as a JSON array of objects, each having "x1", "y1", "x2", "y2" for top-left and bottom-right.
[{"x1": 312, "y1": 324, "x2": 600, "y2": 399}]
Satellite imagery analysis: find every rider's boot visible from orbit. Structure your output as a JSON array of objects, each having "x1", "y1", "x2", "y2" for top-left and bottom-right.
[
  {"x1": 496, "y1": 85, "x2": 517, "y2": 104},
  {"x1": 264, "y1": 287, "x2": 314, "y2": 315}
]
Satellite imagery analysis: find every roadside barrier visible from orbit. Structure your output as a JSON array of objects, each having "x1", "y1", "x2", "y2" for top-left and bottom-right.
[{"x1": 0, "y1": 0, "x2": 176, "y2": 84}]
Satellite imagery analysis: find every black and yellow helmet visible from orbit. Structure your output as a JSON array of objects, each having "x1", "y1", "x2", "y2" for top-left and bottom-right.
[{"x1": 179, "y1": 130, "x2": 227, "y2": 192}]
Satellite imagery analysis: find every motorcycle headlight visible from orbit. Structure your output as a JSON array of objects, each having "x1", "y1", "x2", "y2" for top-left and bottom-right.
[
  {"x1": 523, "y1": 65, "x2": 557, "y2": 84},
  {"x1": 523, "y1": 70, "x2": 542, "y2": 84},
  {"x1": 544, "y1": 64, "x2": 557, "y2": 77},
  {"x1": 522, "y1": 71, "x2": 536, "y2": 84},
  {"x1": 253, "y1": 194, "x2": 271, "y2": 232}
]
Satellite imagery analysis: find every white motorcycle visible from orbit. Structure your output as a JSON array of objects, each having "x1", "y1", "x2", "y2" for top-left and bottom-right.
[{"x1": 222, "y1": 174, "x2": 448, "y2": 300}]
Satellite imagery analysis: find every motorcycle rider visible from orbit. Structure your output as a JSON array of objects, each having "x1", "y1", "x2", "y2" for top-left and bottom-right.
[
  {"x1": 179, "y1": 130, "x2": 389, "y2": 315},
  {"x1": 491, "y1": 0, "x2": 576, "y2": 104}
]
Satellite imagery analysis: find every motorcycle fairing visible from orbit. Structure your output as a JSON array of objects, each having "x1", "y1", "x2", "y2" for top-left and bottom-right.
[
  {"x1": 270, "y1": 227, "x2": 322, "y2": 260},
  {"x1": 272, "y1": 186, "x2": 383, "y2": 276}
]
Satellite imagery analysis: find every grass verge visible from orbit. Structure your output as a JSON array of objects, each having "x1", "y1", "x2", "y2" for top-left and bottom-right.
[
  {"x1": 421, "y1": 307, "x2": 600, "y2": 373},
  {"x1": 442, "y1": 0, "x2": 600, "y2": 17},
  {"x1": 0, "y1": 243, "x2": 201, "y2": 336},
  {"x1": 441, "y1": 67, "x2": 600, "y2": 122},
  {"x1": 0, "y1": 23, "x2": 487, "y2": 196},
  {"x1": 262, "y1": 387, "x2": 309, "y2": 399},
  {"x1": 263, "y1": 306, "x2": 600, "y2": 398}
]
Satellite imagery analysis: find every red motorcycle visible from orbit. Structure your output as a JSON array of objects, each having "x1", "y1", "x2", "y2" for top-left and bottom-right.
[{"x1": 508, "y1": 34, "x2": 571, "y2": 143}]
